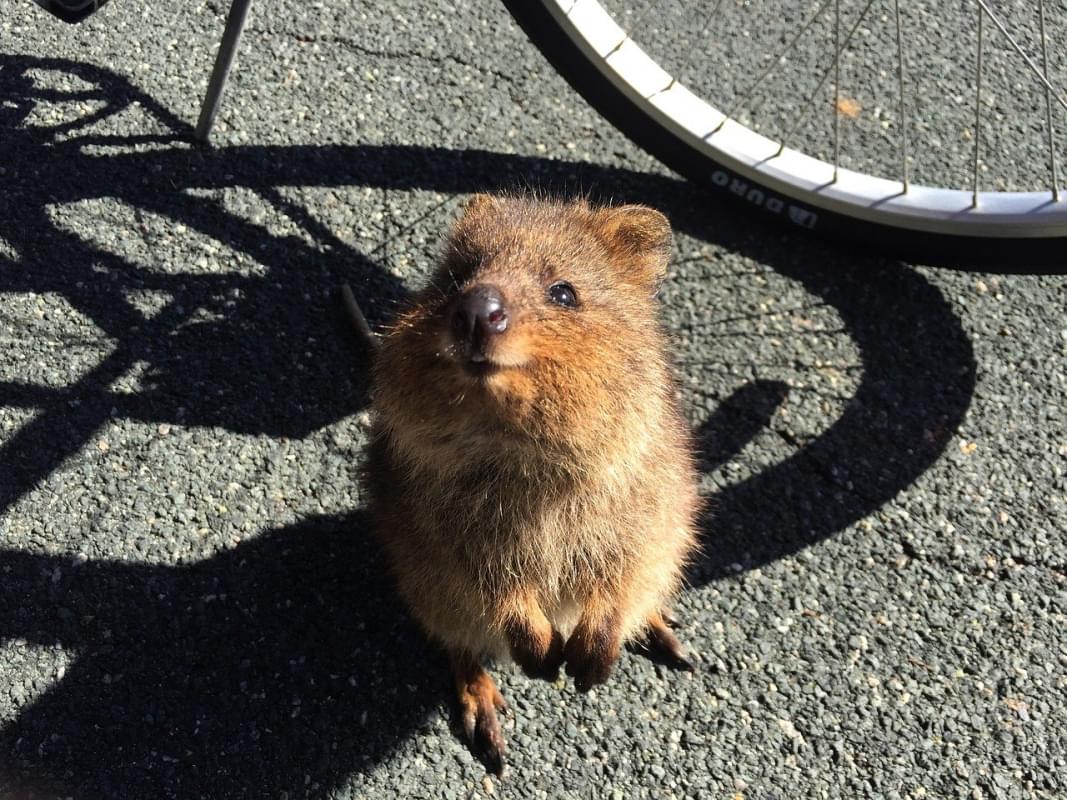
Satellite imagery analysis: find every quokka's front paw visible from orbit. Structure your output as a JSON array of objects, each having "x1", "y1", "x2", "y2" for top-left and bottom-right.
[{"x1": 563, "y1": 620, "x2": 620, "y2": 692}]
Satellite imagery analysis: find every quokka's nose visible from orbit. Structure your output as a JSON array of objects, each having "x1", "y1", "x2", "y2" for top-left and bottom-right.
[{"x1": 452, "y1": 285, "x2": 508, "y2": 355}]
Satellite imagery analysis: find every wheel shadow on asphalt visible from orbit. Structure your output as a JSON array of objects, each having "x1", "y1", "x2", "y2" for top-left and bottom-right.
[
  {"x1": 687, "y1": 233, "x2": 978, "y2": 580},
  {"x1": 0, "y1": 54, "x2": 976, "y2": 793}
]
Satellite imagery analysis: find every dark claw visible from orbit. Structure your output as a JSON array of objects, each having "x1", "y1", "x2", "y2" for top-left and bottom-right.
[
  {"x1": 476, "y1": 714, "x2": 505, "y2": 775},
  {"x1": 672, "y1": 653, "x2": 695, "y2": 672},
  {"x1": 484, "y1": 749, "x2": 504, "y2": 776},
  {"x1": 462, "y1": 704, "x2": 505, "y2": 774},
  {"x1": 640, "y1": 617, "x2": 695, "y2": 672}
]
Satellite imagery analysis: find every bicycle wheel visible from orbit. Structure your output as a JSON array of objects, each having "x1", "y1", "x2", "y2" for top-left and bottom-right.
[{"x1": 503, "y1": 0, "x2": 1067, "y2": 267}]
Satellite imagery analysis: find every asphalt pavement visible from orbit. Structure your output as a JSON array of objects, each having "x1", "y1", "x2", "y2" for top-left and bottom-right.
[{"x1": 1, "y1": 1, "x2": 1065, "y2": 798}]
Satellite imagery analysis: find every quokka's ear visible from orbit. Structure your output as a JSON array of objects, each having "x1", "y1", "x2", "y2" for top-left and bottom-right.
[
  {"x1": 460, "y1": 193, "x2": 501, "y2": 220},
  {"x1": 594, "y1": 204, "x2": 672, "y2": 291},
  {"x1": 449, "y1": 194, "x2": 501, "y2": 260}
]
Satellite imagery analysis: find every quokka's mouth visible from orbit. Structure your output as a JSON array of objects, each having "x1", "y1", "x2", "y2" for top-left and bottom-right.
[{"x1": 461, "y1": 357, "x2": 503, "y2": 379}]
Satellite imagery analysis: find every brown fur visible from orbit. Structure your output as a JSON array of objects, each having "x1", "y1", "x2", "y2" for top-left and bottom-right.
[{"x1": 364, "y1": 195, "x2": 701, "y2": 768}]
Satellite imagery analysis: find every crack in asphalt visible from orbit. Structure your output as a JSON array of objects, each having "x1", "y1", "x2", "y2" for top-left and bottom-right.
[{"x1": 245, "y1": 28, "x2": 522, "y2": 89}]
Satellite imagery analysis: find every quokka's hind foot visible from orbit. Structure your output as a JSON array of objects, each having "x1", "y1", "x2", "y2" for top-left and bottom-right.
[
  {"x1": 511, "y1": 628, "x2": 565, "y2": 681},
  {"x1": 450, "y1": 651, "x2": 508, "y2": 774},
  {"x1": 640, "y1": 611, "x2": 694, "y2": 672},
  {"x1": 563, "y1": 602, "x2": 624, "y2": 692},
  {"x1": 505, "y1": 602, "x2": 566, "y2": 682}
]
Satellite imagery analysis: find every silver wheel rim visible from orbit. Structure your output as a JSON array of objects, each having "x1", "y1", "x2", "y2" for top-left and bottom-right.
[{"x1": 549, "y1": 0, "x2": 1067, "y2": 239}]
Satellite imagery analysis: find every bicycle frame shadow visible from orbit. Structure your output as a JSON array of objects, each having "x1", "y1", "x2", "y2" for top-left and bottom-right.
[{"x1": 1, "y1": 55, "x2": 976, "y2": 795}]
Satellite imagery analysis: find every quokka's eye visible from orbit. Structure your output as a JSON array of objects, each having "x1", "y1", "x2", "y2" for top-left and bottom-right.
[{"x1": 547, "y1": 281, "x2": 579, "y2": 309}]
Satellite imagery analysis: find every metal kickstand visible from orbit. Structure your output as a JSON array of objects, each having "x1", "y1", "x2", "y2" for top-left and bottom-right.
[{"x1": 195, "y1": 0, "x2": 253, "y2": 142}]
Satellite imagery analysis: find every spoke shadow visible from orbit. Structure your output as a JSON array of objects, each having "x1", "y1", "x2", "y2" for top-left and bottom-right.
[{"x1": 1, "y1": 54, "x2": 976, "y2": 794}]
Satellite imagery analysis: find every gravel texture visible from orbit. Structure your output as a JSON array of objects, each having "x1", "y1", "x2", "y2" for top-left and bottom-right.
[{"x1": 1, "y1": 1, "x2": 1066, "y2": 798}]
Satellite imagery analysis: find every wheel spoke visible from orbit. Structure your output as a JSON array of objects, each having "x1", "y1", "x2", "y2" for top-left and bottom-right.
[
  {"x1": 777, "y1": 0, "x2": 878, "y2": 157},
  {"x1": 611, "y1": 0, "x2": 658, "y2": 52},
  {"x1": 666, "y1": 0, "x2": 726, "y2": 91},
  {"x1": 1038, "y1": 0, "x2": 1060, "y2": 201},
  {"x1": 973, "y1": 4, "x2": 984, "y2": 207},
  {"x1": 833, "y1": 0, "x2": 841, "y2": 182},
  {"x1": 974, "y1": 0, "x2": 1067, "y2": 115},
  {"x1": 894, "y1": 0, "x2": 910, "y2": 192},
  {"x1": 712, "y1": 0, "x2": 835, "y2": 134}
]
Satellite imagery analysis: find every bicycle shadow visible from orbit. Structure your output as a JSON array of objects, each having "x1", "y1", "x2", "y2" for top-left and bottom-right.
[
  {"x1": 1, "y1": 55, "x2": 976, "y2": 795},
  {"x1": 0, "y1": 512, "x2": 440, "y2": 799}
]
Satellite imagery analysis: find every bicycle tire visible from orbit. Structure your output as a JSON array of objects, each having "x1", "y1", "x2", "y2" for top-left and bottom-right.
[
  {"x1": 31, "y1": 0, "x2": 110, "y2": 24},
  {"x1": 502, "y1": 0, "x2": 1067, "y2": 270}
]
